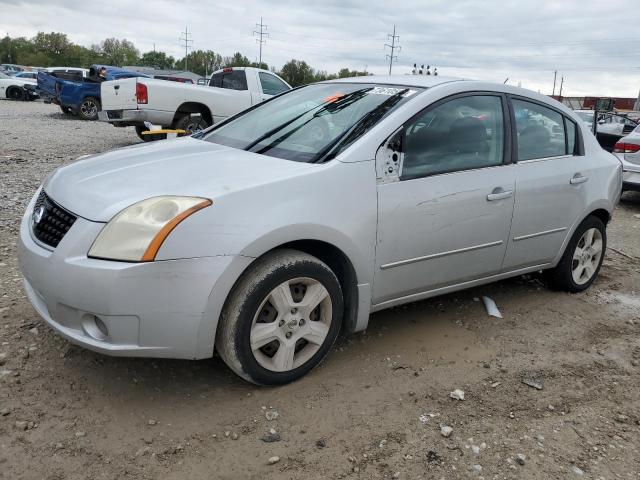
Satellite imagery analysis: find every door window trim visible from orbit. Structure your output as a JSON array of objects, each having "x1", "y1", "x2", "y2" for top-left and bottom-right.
[
  {"x1": 507, "y1": 94, "x2": 585, "y2": 163},
  {"x1": 398, "y1": 91, "x2": 513, "y2": 182}
]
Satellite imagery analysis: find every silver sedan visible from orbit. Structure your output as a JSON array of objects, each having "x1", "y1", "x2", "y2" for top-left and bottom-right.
[
  {"x1": 614, "y1": 124, "x2": 640, "y2": 191},
  {"x1": 18, "y1": 75, "x2": 622, "y2": 385}
]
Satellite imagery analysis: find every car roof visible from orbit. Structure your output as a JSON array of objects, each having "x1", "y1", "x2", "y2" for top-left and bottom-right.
[{"x1": 325, "y1": 74, "x2": 466, "y2": 88}]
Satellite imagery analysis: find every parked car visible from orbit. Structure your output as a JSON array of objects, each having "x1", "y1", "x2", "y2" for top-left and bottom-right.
[
  {"x1": 0, "y1": 71, "x2": 37, "y2": 101},
  {"x1": 613, "y1": 124, "x2": 640, "y2": 192},
  {"x1": 13, "y1": 71, "x2": 38, "y2": 80},
  {"x1": 19, "y1": 75, "x2": 622, "y2": 385},
  {"x1": 574, "y1": 109, "x2": 638, "y2": 152},
  {"x1": 98, "y1": 67, "x2": 291, "y2": 141},
  {"x1": 37, "y1": 65, "x2": 146, "y2": 120}
]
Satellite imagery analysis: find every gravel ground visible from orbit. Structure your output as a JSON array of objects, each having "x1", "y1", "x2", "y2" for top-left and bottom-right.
[{"x1": 1, "y1": 100, "x2": 640, "y2": 480}]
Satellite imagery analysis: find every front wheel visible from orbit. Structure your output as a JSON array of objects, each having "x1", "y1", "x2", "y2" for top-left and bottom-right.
[
  {"x1": 78, "y1": 97, "x2": 100, "y2": 120},
  {"x1": 216, "y1": 249, "x2": 343, "y2": 385},
  {"x1": 545, "y1": 216, "x2": 606, "y2": 292},
  {"x1": 6, "y1": 86, "x2": 24, "y2": 101}
]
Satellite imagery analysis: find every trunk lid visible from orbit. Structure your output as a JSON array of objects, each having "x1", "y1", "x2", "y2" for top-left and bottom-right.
[{"x1": 101, "y1": 77, "x2": 139, "y2": 111}]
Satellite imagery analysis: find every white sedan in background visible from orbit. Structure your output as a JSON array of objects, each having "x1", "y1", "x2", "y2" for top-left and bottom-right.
[
  {"x1": 0, "y1": 71, "x2": 37, "y2": 100},
  {"x1": 19, "y1": 75, "x2": 622, "y2": 385}
]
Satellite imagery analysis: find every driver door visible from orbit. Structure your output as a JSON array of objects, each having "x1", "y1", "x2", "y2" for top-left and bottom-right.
[{"x1": 373, "y1": 93, "x2": 516, "y2": 305}]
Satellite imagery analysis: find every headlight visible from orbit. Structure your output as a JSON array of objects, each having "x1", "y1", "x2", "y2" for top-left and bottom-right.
[{"x1": 88, "y1": 196, "x2": 212, "y2": 262}]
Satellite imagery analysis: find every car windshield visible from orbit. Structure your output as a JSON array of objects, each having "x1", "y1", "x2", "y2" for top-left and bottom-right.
[{"x1": 203, "y1": 83, "x2": 423, "y2": 162}]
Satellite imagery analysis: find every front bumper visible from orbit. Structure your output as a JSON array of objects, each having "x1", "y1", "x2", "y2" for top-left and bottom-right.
[
  {"x1": 18, "y1": 194, "x2": 241, "y2": 359},
  {"x1": 98, "y1": 109, "x2": 174, "y2": 127}
]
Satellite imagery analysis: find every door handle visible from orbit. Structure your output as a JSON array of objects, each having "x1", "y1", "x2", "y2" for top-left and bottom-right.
[
  {"x1": 570, "y1": 174, "x2": 588, "y2": 185},
  {"x1": 487, "y1": 188, "x2": 513, "y2": 201}
]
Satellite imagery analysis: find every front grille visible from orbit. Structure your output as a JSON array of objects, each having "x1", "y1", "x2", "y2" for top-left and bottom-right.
[{"x1": 32, "y1": 191, "x2": 77, "y2": 248}]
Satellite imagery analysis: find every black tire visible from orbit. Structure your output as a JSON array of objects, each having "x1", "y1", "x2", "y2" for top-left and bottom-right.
[
  {"x1": 78, "y1": 96, "x2": 100, "y2": 120},
  {"x1": 544, "y1": 215, "x2": 607, "y2": 293},
  {"x1": 6, "y1": 86, "x2": 24, "y2": 101},
  {"x1": 173, "y1": 114, "x2": 211, "y2": 136},
  {"x1": 216, "y1": 249, "x2": 343, "y2": 385},
  {"x1": 135, "y1": 125, "x2": 166, "y2": 142},
  {"x1": 60, "y1": 105, "x2": 73, "y2": 115}
]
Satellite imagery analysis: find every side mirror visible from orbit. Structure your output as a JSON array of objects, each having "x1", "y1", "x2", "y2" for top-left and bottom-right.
[{"x1": 598, "y1": 119, "x2": 605, "y2": 125}]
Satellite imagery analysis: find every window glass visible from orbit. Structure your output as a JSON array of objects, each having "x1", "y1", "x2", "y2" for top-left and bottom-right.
[
  {"x1": 565, "y1": 118, "x2": 576, "y2": 154},
  {"x1": 209, "y1": 70, "x2": 248, "y2": 90},
  {"x1": 401, "y1": 95, "x2": 504, "y2": 179},
  {"x1": 513, "y1": 99, "x2": 565, "y2": 160},
  {"x1": 259, "y1": 72, "x2": 289, "y2": 95},
  {"x1": 205, "y1": 83, "x2": 421, "y2": 162}
]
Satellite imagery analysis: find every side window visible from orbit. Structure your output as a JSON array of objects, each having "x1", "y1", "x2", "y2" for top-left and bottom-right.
[
  {"x1": 565, "y1": 118, "x2": 577, "y2": 155},
  {"x1": 209, "y1": 70, "x2": 248, "y2": 91},
  {"x1": 401, "y1": 95, "x2": 505, "y2": 179},
  {"x1": 259, "y1": 72, "x2": 289, "y2": 96},
  {"x1": 512, "y1": 99, "x2": 565, "y2": 160}
]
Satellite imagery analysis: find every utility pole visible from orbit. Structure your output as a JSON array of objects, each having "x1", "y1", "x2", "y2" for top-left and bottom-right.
[
  {"x1": 253, "y1": 18, "x2": 269, "y2": 67},
  {"x1": 385, "y1": 25, "x2": 401, "y2": 75},
  {"x1": 552, "y1": 70, "x2": 557, "y2": 96},
  {"x1": 559, "y1": 76, "x2": 564, "y2": 97},
  {"x1": 179, "y1": 26, "x2": 193, "y2": 71}
]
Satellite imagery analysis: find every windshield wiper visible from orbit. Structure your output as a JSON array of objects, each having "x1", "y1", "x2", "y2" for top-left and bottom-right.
[
  {"x1": 314, "y1": 88, "x2": 409, "y2": 163},
  {"x1": 244, "y1": 88, "x2": 373, "y2": 153}
]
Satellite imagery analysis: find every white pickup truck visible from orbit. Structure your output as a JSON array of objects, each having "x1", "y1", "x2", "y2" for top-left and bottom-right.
[{"x1": 98, "y1": 67, "x2": 291, "y2": 141}]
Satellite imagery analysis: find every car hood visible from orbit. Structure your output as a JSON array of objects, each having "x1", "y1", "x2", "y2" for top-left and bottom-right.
[{"x1": 44, "y1": 137, "x2": 316, "y2": 222}]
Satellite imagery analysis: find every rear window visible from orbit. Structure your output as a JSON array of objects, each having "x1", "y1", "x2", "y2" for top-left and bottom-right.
[{"x1": 209, "y1": 70, "x2": 248, "y2": 91}]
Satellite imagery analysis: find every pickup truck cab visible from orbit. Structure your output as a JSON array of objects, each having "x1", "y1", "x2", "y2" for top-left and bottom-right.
[
  {"x1": 99, "y1": 67, "x2": 291, "y2": 141},
  {"x1": 37, "y1": 65, "x2": 146, "y2": 120}
]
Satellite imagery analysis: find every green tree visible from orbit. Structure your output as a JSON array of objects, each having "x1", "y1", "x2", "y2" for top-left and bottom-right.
[
  {"x1": 279, "y1": 59, "x2": 316, "y2": 87},
  {"x1": 33, "y1": 32, "x2": 70, "y2": 57},
  {"x1": 140, "y1": 51, "x2": 175, "y2": 70},
  {"x1": 175, "y1": 50, "x2": 222, "y2": 76},
  {"x1": 223, "y1": 52, "x2": 252, "y2": 68},
  {"x1": 93, "y1": 38, "x2": 139, "y2": 66}
]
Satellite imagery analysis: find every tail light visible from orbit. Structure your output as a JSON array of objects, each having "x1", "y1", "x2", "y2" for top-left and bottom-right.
[
  {"x1": 613, "y1": 142, "x2": 640, "y2": 154},
  {"x1": 136, "y1": 82, "x2": 148, "y2": 104}
]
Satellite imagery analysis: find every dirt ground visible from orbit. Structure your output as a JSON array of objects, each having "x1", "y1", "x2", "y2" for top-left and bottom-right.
[{"x1": 1, "y1": 100, "x2": 639, "y2": 480}]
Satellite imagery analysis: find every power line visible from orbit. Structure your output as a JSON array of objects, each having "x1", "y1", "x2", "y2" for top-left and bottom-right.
[
  {"x1": 385, "y1": 25, "x2": 401, "y2": 75},
  {"x1": 179, "y1": 26, "x2": 193, "y2": 71},
  {"x1": 253, "y1": 17, "x2": 269, "y2": 67}
]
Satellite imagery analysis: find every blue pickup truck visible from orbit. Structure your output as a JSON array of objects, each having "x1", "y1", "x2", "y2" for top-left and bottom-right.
[{"x1": 37, "y1": 65, "x2": 147, "y2": 120}]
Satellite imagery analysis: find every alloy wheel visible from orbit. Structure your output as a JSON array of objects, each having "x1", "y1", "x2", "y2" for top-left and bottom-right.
[{"x1": 571, "y1": 227, "x2": 603, "y2": 285}]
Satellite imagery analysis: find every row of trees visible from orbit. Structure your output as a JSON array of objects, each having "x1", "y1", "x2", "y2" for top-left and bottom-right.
[{"x1": 0, "y1": 32, "x2": 369, "y2": 87}]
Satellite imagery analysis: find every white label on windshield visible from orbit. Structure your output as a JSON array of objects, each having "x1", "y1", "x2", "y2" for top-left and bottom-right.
[{"x1": 369, "y1": 87, "x2": 417, "y2": 97}]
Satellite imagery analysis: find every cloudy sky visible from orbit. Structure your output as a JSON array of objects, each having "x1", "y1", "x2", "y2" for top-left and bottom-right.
[{"x1": 2, "y1": 0, "x2": 639, "y2": 97}]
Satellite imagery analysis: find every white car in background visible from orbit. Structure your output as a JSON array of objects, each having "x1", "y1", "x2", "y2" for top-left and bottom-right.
[
  {"x1": 0, "y1": 70, "x2": 37, "y2": 100},
  {"x1": 99, "y1": 67, "x2": 291, "y2": 141},
  {"x1": 613, "y1": 124, "x2": 640, "y2": 192}
]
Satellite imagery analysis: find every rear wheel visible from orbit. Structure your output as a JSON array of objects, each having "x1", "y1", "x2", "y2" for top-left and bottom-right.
[
  {"x1": 78, "y1": 97, "x2": 100, "y2": 120},
  {"x1": 173, "y1": 114, "x2": 210, "y2": 136},
  {"x1": 216, "y1": 249, "x2": 343, "y2": 385},
  {"x1": 545, "y1": 216, "x2": 606, "y2": 292},
  {"x1": 6, "y1": 86, "x2": 24, "y2": 101}
]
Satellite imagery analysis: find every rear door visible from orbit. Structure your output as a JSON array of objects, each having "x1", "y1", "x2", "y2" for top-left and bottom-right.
[
  {"x1": 502, "y1": 97, "x2": 589, "y2": 269},
  {"x1": 374, "y1": 93, "x2": 516, "y2": 304}
]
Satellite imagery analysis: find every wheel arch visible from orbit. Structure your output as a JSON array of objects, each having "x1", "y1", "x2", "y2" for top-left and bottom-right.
[
  {"x1": 551, "y1": 202, "x2": 613, "y2": 268},
  {"x1": 173, "y1": 102, "x2": 213, "y2": 126},
  {"x1": 196, "y1": 230, "x2": 372, "y2": 359}
]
